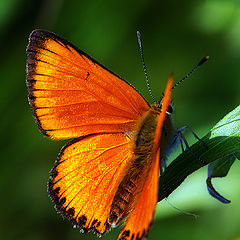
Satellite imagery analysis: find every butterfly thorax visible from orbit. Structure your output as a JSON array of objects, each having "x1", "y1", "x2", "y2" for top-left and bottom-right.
[
  {"x1": 108, "y1": 104, "x2": 176, "y2": 227},
  {"x1": 136, "y1": 104, "x2": 175, "y2": 156}
]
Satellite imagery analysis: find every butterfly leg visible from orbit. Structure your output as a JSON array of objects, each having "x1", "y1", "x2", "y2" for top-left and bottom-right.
[
  {"x1": 176, "y1": 127, "x2": 207, "y2": 165},
  {"x1": 177, "y1": 126, "x2": 208, "y2": 149},
  {"x1": 179, "y1": 137, "x2": 185, "y2": 152}
]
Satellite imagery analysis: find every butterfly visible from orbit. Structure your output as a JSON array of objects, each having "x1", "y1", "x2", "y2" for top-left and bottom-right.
[{"x1": 26, "y1": 29, "x2": 179, "y2": 240}]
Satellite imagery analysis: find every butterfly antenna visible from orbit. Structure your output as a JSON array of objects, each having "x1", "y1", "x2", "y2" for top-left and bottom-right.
[
  {"x1": 172, "y1": 56, "x2": 209, "y2": 90},
  {"x1": 137, "y1": 31, "x2": 156, "y2": 103}
]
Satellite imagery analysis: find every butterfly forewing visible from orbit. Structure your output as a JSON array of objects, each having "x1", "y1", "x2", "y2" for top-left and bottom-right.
[{"x1": 26, "y1": 30, "x2": 150, "y2": 139}]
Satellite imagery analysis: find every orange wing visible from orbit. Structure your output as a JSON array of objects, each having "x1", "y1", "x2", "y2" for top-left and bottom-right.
[
  {"x1": 48, "y1": 133, "x2": 134, "y2": 235},
  {"x1": 26, "y1": 30, "x2": 150, "y2": 139},
  {"x1": 118, "y1": 78, "x2": 173, "y2": 240}
]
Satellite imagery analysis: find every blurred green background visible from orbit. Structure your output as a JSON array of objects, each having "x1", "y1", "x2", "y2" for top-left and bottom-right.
[{"x1": 0, "y1": 0, "x2": 239, "y2": 239}]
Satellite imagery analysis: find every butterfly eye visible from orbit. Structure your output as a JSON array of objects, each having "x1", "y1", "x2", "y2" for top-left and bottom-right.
[
  {"x1": 158, "y1": 101, "x2": 173, "y2": 115},
  {"x1": 167, "y1": 104, "x2": 173, "y2": 115}
]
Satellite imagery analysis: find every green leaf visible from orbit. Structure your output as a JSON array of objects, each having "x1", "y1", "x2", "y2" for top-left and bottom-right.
[
  {"x1": 206, "y1": 105, "x2": 240, "y2": 203},
  {"x1": 158, "y1": 105, "x2": 240, "y2": 202}
]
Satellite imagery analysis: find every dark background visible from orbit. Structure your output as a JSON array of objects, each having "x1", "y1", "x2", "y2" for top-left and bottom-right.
[{"x1": 0, "y1": 0, "x2": 239, "y2": 240}]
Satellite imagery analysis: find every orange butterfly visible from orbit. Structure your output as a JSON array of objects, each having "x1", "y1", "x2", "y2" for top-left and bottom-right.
[{"x1": 26, "y1": 29, "x2": 175, "y2": 240}]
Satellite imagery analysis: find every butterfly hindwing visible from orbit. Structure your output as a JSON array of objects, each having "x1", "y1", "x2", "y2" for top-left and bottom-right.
[
  {"x1": 26, "y1": 30, "x2": 150, "y2": 139},
  {"x1": 48, "y1": 133, "x2": 134, "y2": 235}
]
